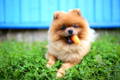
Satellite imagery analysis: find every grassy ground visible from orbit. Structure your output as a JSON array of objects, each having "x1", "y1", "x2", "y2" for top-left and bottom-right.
[{"x1": 0, "y1": 33, "x2": 120, "y2": 80}]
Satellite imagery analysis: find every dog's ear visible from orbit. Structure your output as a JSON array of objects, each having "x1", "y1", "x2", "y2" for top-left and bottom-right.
[
  {"x1": 69, "y1": 9, "x2": 81, "y2": 16},
  {"x1": 53, "y1": 12, "x2": 60, "y2": 20}
]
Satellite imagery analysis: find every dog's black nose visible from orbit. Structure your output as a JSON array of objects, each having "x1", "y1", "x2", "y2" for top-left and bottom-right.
[{"x1": 68, "y1": 30, "x2": 73, "y2": 35}]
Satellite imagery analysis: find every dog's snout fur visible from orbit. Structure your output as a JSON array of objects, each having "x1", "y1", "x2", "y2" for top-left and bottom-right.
[{"x1": 65, "y1": 27, "x2": 76, "y2": 36}]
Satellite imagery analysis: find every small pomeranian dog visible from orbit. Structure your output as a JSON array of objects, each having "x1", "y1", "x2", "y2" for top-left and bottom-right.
[{"x1": 46, "y1": 9, "x2": 96, "y2": 78}]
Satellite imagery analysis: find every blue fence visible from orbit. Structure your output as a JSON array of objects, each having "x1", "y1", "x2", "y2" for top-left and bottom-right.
[{"x1": 0, "y1": 0, "x2": 120, "y2": 29}]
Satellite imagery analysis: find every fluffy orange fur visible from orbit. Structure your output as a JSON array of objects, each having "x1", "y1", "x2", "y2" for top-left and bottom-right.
[{"x1": 46, "y1": 9, "x2": 95, "y2": 78}]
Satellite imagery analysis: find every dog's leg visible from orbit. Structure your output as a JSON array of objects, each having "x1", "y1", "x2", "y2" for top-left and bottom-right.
[
  {"x1": 46, "y1": 53, "x2": 56, "y2": 68},
  {"x1": 56, "y1": 62, "x2": 75, "y2": 78}
]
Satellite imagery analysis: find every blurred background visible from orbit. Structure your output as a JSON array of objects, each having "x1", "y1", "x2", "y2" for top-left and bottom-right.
[{"x1": 0, "y1": 0, "x2": 120, "y2": 42}]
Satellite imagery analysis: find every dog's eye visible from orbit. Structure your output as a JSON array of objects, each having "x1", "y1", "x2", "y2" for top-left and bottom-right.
[
  {"x1": 60, "y1": 25, "x2": 66, "y2": 30},
  {"x1": 73, "y1": 24, "x2": 79, "y2": 28}
]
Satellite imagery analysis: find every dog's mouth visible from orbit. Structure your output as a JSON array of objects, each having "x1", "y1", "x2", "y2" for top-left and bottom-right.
[{"x1": 65, "y1": 36, "x2": 73, "y2": 44}]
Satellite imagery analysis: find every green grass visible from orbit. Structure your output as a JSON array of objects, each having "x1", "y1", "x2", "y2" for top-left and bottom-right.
[{"x1": 0, "y1": 33, "x2": 120, "y2": 80}]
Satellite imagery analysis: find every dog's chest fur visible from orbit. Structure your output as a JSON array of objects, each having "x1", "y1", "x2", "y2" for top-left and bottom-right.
[{"x1": 48, "y1": 40, "x2": 90, "y2": 63}]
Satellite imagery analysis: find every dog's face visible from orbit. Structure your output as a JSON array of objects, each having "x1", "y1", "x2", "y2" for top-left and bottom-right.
[{"x1": 49, "y1": 9, "x2": 89, "y2": 44}]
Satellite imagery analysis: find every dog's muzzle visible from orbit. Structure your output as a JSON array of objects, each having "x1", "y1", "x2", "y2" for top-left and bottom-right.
[{"x1": 65, "y1": 36, "x2": 73, "y2": 44}]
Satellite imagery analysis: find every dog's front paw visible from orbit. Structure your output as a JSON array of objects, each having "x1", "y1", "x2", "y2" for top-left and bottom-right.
[
  {"x1": 56, "y1": 69, "x2": 65, "y2": 78},
  {"x1": 46, "y1": 63, "x2": 52, "y2": 68},
  {"x1": 46, "y1": 59, "x2": 55, "y2": 68},
  {"x1": 56, "y1": 72, "x2": 63, "y2": 78}
]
